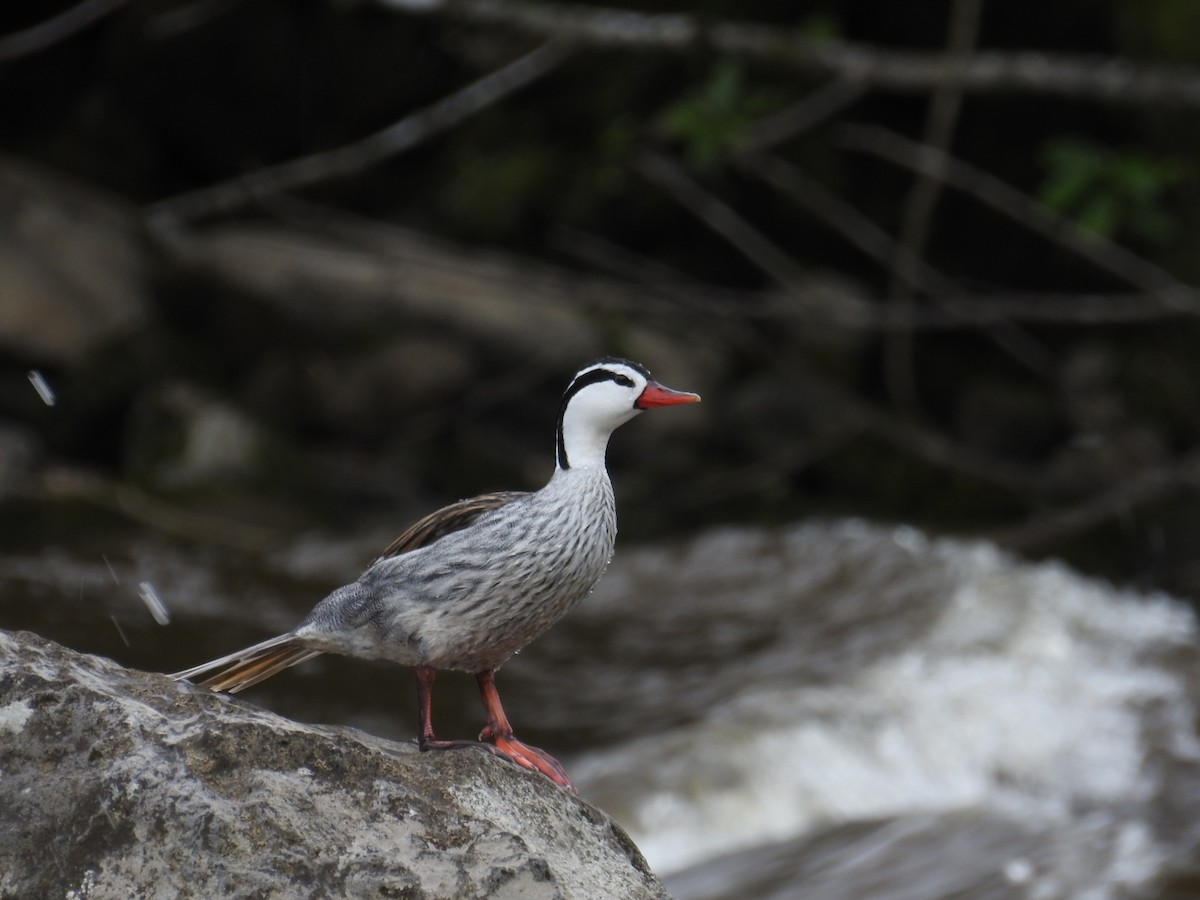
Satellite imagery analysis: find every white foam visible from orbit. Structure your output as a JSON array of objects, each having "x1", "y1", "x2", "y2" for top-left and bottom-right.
[{"x1": 573, "y1": 531, "x2": 1199, "y2": 878}]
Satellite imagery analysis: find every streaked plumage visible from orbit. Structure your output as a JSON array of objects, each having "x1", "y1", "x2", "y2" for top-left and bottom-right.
[{"x1": 173, "y1": 358, "x2": 700, "y2": 790}]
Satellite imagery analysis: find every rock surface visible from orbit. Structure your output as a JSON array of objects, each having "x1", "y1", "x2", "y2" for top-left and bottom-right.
[{"x1": 0, "y1": 629, "x2": 667, "y2": 900}]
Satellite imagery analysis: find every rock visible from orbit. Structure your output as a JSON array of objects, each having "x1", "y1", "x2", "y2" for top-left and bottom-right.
[
  {"x1": 156, "y1": 220, "x2": 724, "y2": 377},
  {"x1": 0, "y1": 156, "x2": 149, "y2": 364},
  {"x1": 0, "y1": 629, "x2": 667, "y2": 900},
  {"x1": 124, "y1": 382, "x2": 272, "y2": 489},
  {"x1": 159, "y1": 222, "x2": 602, "y2": 363},
  {"x1": 306, "y1": 335, "x2": 478, "y2": 429}
]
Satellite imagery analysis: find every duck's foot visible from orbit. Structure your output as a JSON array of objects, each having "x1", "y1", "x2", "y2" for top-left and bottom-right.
[
  {"x1": 482, "y1": 727, "x2": 576, "y2": 793},
  {"x1": 419, "y1": 733, "x2": 576, "y2": 792}
]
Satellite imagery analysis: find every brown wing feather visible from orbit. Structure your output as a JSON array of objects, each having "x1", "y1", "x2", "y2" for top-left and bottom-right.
[
  {"x1": 171, "y1": 633, "x2": 321, "y2": 693},
  {"x1": 198, "y1": 643, "x2": 321, "y2": 693},
  {"x1": 377, "y1": 491, "x2": 528, "y2": 558}
]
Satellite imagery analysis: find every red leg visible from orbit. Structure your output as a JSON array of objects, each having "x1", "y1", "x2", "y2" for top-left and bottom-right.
[
  {"x1": 414, "y1": 666, "x2": 575, "y2": 792},
  {"x1": 475, "y1": 670, "x2": 576, "y2": 792},
  {"x1": 415, "y1": 665, "x2": 440, "y2": 747},
  {"x1": 415, "y1": 665, "x2": 483, "y2": 752}
]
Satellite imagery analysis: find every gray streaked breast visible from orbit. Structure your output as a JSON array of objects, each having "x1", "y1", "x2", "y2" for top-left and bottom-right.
[{"x1": 298, "y1": 466, "x2": 617, "y2": 672}]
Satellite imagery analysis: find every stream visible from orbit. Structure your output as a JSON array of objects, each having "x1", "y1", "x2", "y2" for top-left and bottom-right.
[{"x1": 3, "y1": 518, "x2": 1198, "y2": 898}]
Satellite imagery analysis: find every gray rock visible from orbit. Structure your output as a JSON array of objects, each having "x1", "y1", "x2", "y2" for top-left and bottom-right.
[
  {"x1": 308, "y1": 335, "x2": 477, "y2": 429},
  {"x1": 124, "y1": 383, "x2": 271, "y2": 489},
  {"x1": 0, "y1": 156, "x2": 149, "y2": 363},
  {"x1": 0, "y1": 629, "x2": 667, "y2": 900}
]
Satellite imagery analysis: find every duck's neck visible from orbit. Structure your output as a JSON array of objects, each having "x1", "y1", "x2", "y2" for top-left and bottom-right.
[
  {"x1": 556, "y1": 401, "x2": 639, "y2": 470},
  {"x1": 556, "y1": 423, "x2": 613, "y2": 471}
]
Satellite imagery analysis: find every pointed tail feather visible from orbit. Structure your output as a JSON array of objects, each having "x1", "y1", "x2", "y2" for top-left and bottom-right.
[{"x1": 171, "y1": 634, "x2": 323, "y2": 694}]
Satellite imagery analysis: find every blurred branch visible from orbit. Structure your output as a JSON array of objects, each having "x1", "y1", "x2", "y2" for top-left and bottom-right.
[
  {"x1": 633, "y1": 150, "x2": 809, "y2": 291},
  {"x1": 672, "y1": 418, "x2": 866, "y2": 513},
  {"x1": 380, "y1": 0, "x2": 1200, "y2": 110},
  {"x1": 910, "y1": 292, "x2": 1195, "y2": 326},
  {"x1": 141, "y1": 0, "x2": 247, "y2": 42},
  {"x1": 550, "y1": 225, "x2": 699, "y2": 288},
  {"x1": 736, "y1": 149, "x2": 1050, "y2": 378},
  {"x1": 739, "y1": 150, "x2": 1198, "y2": 329},
  {"x1": 145, "y1": 40, "x2": 569, "y2": 224},
  {"x1": 735, "y1": 78, "x2": 866, "y2": 155},
  {"x1": 798, "y1": 370, "x2": 1051, "y2": 493},
  {"x1": 735, "y1": 151, "x2": 952, "y2": 297},
  {"x1": 0, "y1": 0, "x2": 130, "y2": 63},
  {"x1": 991, "y1": 452, "x2": 1200, "y2": 549},
  {"x1": 151, "y1": 209, "x2": 739, "y2": 361},
  {"x1": 162, "y1": 207, "x2": 1193, "y2": 337},
  {"x1": 742, "y1": 159, "x2": 1180, "y2": 322},
  {"x1": 886, "y1": 0, "x2": 986, "y2": 411},
  {"x1": 742, "y1": 97, "x2": 1058, "y2": 380},
  {"x1": 26, "y1": 466, "x2": 280, "y2": 551},
  {"x1": 832, "y1": 124, "x2": 1200, "y2": 312}
]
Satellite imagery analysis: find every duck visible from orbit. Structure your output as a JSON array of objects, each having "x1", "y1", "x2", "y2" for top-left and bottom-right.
[{"x1": 173, "y1": 358, "x2": 700, "y2": 791}]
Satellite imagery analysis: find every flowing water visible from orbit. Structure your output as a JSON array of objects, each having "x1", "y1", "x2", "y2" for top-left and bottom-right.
[{"x1": 3, "y1": 518, "x2": 1198, "y2": 898}]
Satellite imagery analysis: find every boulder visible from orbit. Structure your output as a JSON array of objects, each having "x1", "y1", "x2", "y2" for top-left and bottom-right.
[
  {"x1": 0, "y1": 156, "x2": 149, "y2": 364},
  {"x1": 0, "y1": 629, "x2": 666, "y2": 899}
]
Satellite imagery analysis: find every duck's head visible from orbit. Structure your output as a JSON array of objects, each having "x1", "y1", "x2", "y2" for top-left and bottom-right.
[{"x1": 555, "y1": 357, "x2": 700, "y2": 470}]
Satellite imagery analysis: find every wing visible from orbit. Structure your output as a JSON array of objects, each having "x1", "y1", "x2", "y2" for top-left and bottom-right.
[{"x1": 376, "y1": 490, "x2": 529, "y2": 558}]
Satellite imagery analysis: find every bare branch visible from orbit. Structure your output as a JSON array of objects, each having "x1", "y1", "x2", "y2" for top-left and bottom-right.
[
  {"x1": 558, "y1": 182, "x2": 1190, "y2": 330},
  {"x1": 633, "y1": 150, "x2": 809, "y2": 291},
  {"x1": 735, "y1": 78, "x2": 866, "y2": 155},
  {"x1": 832, "y1": 124, "x2": 1200, "y2": 312},
  {"x1": 26, "y1": 466, "x2": 280, "y2": 551},
  {"x1": 736, "y1": 151, "x2": 953, "y2": 296},
  {"x1": 671, "y1": 418, "x2": 866, "y2": 513},
  {"x1": 145, "y1": 40, "x2": 570, "y2": 224},
  {"x1": 991, "y1": 452, "x2": 1200, "y2": 549},
  {"x1": 886, "y1": 0, "x2": 987, "y2": 411},
  {"x1": 911, "y1": 292, "x2": 1188, "y2": 327},
  {"x1": 379, "y1": 0, "x2": 1200, "y2": 110},
  {"x1": 797, "y1": 368, "x2": 1052, "y2": 493},
  {"x1": 0, "y1": 0, "x2": 129, "y2": 63},
  {"x1": 550, "y1": 225, "x2": 698, "y2": 288},
  {"x1": 736, "y1": 141, "x2": 1053, "y2": 375}
]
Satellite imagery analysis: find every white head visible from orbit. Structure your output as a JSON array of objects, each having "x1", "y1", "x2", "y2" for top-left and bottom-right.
[{"x1": 555, "y1": 358, "x2": 700, "y2": 470}]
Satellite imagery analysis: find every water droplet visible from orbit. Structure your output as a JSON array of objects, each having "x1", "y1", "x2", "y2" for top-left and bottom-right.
[
  {"x1": 138, "y1": 581, "x2": 170, "y2": 625},
  {"x1": 27, "y1": 370, "x2": 56, "y2": 406},
  {"x1": 110, "y1": 615, "x2": 131, "y2": 647}
]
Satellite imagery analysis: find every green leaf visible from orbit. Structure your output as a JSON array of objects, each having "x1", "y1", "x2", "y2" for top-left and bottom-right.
[
  {"x1": 1037, "y1": 135, "x2": 1190, "y2": 246},
  {"x1": 799, "y1": 13, "x2": 843, "y2": 42},
  {"x1": 658, "y1": 62, "x2": 786, "y2": 168},
  {"x1": 1077, "y1": 193, "x2": 1120, "y2": 237}
]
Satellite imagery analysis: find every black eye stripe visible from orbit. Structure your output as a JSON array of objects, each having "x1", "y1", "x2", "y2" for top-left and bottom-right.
[{"x1": 564, "y1": 368, "x2": 635, "y2": 397}]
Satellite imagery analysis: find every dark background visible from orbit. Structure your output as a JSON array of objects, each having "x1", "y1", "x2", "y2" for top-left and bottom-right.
[{"x1": 5, "y1": 0, "x2": 1200, "y2": 599}]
